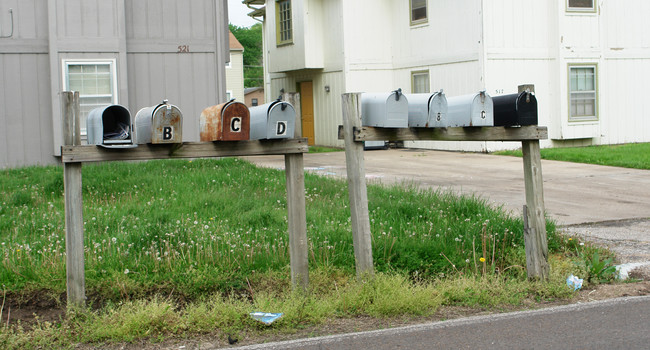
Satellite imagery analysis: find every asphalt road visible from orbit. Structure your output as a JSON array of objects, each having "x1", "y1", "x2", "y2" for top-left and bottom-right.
[{"x1": 231, "y1": 296, "x2": 650, "y2": 350}]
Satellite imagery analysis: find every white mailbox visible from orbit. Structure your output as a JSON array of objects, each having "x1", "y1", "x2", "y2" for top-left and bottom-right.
[
  {"x1": 446, "y1": 91, "x2": 494, "y2": 127},
  {"x1": 405, "y1": 90, "x2": 448, "y2": 128},
  {"x1": 249, "y1": 99, "x2": 295, "y2": 140},
  {"x1": 361, "y1": 89, "x2": 409, "y2": 128},
  {"x1": 87, "y1": 105, "x2": 136, "y2": 148}
]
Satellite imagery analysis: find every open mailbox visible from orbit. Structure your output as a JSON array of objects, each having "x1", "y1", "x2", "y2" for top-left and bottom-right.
[
  {"x1": 493, "y1": 91, "x2": 538, "y2": 126},
  {"x1": 200, "y1": 100, "x2": 250, "y2": 141},
  {"x1": 446, "y1": 91, "x2": 494, "y2": 127},
  {"x1": 134, "y1": 100, "x2": 183, "y2": 144},
  {"x1": 249, "y1": 99, "x2": 295, "y2": 140},
  {"x1": 87, "y1": 105, "x2": 136, "y2": 148},
  {"x1": 361, "y1": 89, "x2": 409, "y2": 128},
  {"x1": 405, "y1": 90, "x2": 448, "y2": 128}
]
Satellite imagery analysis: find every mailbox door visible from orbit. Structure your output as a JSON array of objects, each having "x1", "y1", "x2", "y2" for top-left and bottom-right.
[
  {"x1": 87, "y1": 108, "x2": 104, "y2": 145},
  {"x1": 516, "y1": 92, "x2": 538, "y2": 126},
  {"x1": 384, "y1": 93, "x2": 408, "y2": 128},
  {"x1": 428, "y1": 91, "x2": 448, "y2": 128},
  {"x1": 151, "y1": 104, "x2": 182, "y2": 143},
  {"x1": 221, "y1": 101, "x2": 250, "y2": 141},
  {"x1": 470, "y1": 92, "x2": 494, "y2": 127},
  {"x1": 406, "y1": 94, "x2": 430, "y2": 127},
  {"x1": 266, "y1": 101, "x2": 295, "y2": 139}
]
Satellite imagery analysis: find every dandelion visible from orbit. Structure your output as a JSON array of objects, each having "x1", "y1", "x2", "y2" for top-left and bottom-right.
[
  {"x1": 579, "y1": 242, "x2": 585, "y2": 246},
  {"x1": 112, "y1": 237, "x2": 117, "y2": 244},
  {"x1": 124, "y1": 269, "x2": 129, "y2": 274},
  {"x1": 479, "y1": 257, "x2": 486, "y2": 263},
  {"x1": 568, "y1": 238, "x2": 572, "y2": 241}
]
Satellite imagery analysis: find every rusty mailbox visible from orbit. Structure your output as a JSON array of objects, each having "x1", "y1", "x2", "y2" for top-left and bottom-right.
[
  {"x1": 134, "y1": 100, "x2": 183, "y2": 144},
  {"x1": 493, "y1": 91, "x2": 538, "y2": 126},
  {"x1": 446, "y1": 91, "x2": 494, "y2": 127},
  {"x1": 249, "y1": 99, "x2": 295, "y2": 140},
  {"x1": 361, "y1": 89, "x2": 409, "y2": 128},
  {"x1": 87, "y1": 105, "x2": 137, "y2": 148},
  {"x1": 200, "y1": 100, "x2": 250, "y2": 141},
  {"x1": 405, "y1": 90, "x2": 448, "y2": 128}
]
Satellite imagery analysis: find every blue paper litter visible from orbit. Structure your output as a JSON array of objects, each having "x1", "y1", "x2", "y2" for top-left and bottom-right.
[
  {"x1": 249, "y1": 312, "x2": 283, "y2": 325},
  {"x1": 566, "y1": 274, "x2": 583, "y2": 291}
]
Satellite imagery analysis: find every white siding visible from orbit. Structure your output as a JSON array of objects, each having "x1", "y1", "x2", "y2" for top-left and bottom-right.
[{"x1": 225, "y1": 50, "x2": 245, "y2": 102}]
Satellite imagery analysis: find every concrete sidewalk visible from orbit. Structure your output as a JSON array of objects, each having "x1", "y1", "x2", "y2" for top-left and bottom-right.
[{"x1": 244, "y1": 148, "x2": 650, "y2": 266}]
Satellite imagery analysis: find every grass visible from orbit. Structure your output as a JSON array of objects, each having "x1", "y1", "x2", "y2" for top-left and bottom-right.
[
  {"x1": 0, "y1": 158, "x2": 605, "y2": 347},
  {"x1": 494, "y1": 142, "x2": 650, "y2": 170},
  {"x1": 308, "y1": 146, "x2": 343, "y2": 153}
]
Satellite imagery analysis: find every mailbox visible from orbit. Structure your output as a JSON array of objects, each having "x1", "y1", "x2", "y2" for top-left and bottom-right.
[
  {"x1": 200, "y1": 100, "x2": 250, "y2": 141},
  {"x1": 361, "y1": 89, "x2": 409, "y2": 128},
  {"x1": 446, "y1": 91, "x2": 494, "y2": 127},
  {"x1": 493, "y1": 91, "x2": 538, "y2": 126},
  {"x1": 249, "y1": 99, "x2": 295, "y2": 140},
  {"x1": 134, "y1": 100, "x2": 183, "y2": 144},
  {"x1": 87, "y1": 105, "x2": 136, "y2": 148},
  {"x1": 405, "y1": 90, "x2": 448, "y2": 127}
]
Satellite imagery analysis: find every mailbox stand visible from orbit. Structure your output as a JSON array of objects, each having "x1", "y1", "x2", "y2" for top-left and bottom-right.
[
  {"x1": 61, "y1": 92, "x2": 310, "y2": 307},
  {"x1": 340, "y1": 92, "x2": 550, "y2": 280}
]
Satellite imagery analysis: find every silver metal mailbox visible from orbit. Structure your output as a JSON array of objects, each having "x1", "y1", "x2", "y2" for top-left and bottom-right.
[
  {"x1": 446, "y1": 91, "x2": 494, "y2": 127},
  {"x1": 361, "y1": 90, "x2": 409, "y2": 128},
  {"x1": 134, "y1": 100, "x2": 183, "y2": 144},
  {"x1": 405, "y1": 90, "x2": 448, "y2": 127},
  {"x1": 87, "y1": 105, "x2": 136, "y2": 148},
  {"x1": 248, "y1": 99, "x2": 295, "y2": 140}
]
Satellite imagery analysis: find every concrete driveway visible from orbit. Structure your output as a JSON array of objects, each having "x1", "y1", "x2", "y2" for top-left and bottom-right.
[{"x1": 244, "y1": 149, "x2": 650, "y2": 268}]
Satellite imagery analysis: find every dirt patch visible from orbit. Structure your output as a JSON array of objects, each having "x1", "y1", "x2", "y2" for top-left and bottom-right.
[{"x1": 14, "y1": 280, "x2": 649, "y2": 349}]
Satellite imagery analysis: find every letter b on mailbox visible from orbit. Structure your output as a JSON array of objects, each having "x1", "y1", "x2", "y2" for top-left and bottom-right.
[
  {"x1": 200, "y1": 100, "x2": 250, "y2": 141},
  {"x1": 135, "y1": 100, "x2": 183, "y2": 144}
]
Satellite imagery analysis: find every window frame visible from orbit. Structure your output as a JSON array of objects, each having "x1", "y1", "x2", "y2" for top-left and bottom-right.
[
  {"x1": 252, "y1": 98, "x2": 259, "y2": 106},
  {"x1": 226, "y1": 53, "x2": 232, "y2": 68},
  {"x1": 411, "y1": 70, "x2": 430, "y2": 94},
  {"x1": 568, "y1": 63, "x2": 598, "y2": 122},
  {"x1": 276, "y1": 0, "x2": 293, "y2": 46},
  {"x1": 226, "y1": 90, "x2": 233, "y2": 101},
  {"x1": 566, "y1": 0, "x2": 596, "y2": 13},
  {"x1": 62, "y1": 59, "x2": 118, "y2": 135},
  {"x1": 410, "y1": 0, "x2": 428, "y2": 26}
]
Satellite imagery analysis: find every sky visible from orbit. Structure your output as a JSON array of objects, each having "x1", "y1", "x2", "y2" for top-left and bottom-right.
[{"x1": 228, "y1": 0, "x2": 258, "y2": 28}]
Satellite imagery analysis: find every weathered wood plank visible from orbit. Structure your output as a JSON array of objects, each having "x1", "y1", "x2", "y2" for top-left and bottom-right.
[
  {"x1": 62, "y1": 91, "x2": 86, "y2": 307},
  {"x1": 284, "y1": 153, "x2": 309, "y2": 290},
  {"x1": 61, "y1": 138, "x2": 309, "y2": 163},
  {"x1": 522, "y1": 140, "x2": 549, "y2": 280},
  {"x1": 337, "y1": 125, "x2": 548, "y2": 142},
  {"x1": 341, "y1": 93, "x2": 375, "y2": 278}
]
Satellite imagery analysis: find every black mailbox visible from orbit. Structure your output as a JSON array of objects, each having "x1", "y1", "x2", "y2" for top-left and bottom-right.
[{"x1": 493, "y1": 91, "x2": 538, "y2": 126}]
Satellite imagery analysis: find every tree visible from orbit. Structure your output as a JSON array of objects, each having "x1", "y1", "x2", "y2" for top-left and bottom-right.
[{"x1": 229, "y1": 23, "x2": 264, "y2": 88}]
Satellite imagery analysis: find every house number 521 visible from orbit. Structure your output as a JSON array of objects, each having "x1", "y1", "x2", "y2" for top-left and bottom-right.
[{"x1": 177, "y1": 45, "x2": 190, "y2": 53}]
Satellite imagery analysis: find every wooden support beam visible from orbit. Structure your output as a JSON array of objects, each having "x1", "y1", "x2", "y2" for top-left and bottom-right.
[
  {"x1": 62, "y1": 91, "x2": 85, "y2": 307},
  {"x1": 284, "y1": 153, "x2": 309, "y2": 290},
  {"x1": 61, "y1": 138, "x2": 308, "y2": 163},
  {"x1": 341, "y1": 93, "x2": 374, "y2": 278},
  {"x1": 337, "y1": 125, "x2": 548, "y2": 142},
  {"x1": 522, "y1": 140, "x2": 549, "y2": 280}
]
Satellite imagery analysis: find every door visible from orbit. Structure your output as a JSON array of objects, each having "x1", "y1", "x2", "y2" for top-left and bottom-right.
[{"x1": 299, "y1": 81, "x2": 315, "y2": 145}]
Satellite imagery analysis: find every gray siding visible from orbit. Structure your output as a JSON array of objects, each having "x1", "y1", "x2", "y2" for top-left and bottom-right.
[{"x1": 0, "y1": 0, "x2": 228, "y2": 168}]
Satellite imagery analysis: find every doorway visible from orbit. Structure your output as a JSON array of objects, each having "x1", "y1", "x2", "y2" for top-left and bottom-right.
[{"x1": 299, "y1": 81, "x2": 315, "y2": 145}]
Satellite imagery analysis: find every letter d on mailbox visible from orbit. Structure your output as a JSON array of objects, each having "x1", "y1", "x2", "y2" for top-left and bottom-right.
[
  {"x1": 249, "y1": 99, "x2": 295, "y2": 140},
  {"x1": 135, "y1": 100, "x2": 183, "y2": 144},
  {"x1": 200, "y1": 100, "x2": 250, "y2": 141}
]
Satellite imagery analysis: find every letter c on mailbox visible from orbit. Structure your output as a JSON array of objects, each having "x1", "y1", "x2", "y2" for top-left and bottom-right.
[{"x1": 231, "y1": 117, "x2": 241, "y2": 132}]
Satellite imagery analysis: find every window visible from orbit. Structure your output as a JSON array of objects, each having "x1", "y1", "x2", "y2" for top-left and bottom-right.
[
  {"x1": 569, "y1": 65, "x2": 597, "y2": 121},
  {"x1": 411, "y1": 70, "x2": 430, "y2": 93},
  {"x1": 252, "y1": 98, "x2": 258, "y2": 106},
  {"x1": 276, "y1": 0, "x2": 292, "y2": 45},
  {"x1": 63, "y1": 60, "x2": 117, "y2": 134},
  {"x1": 567, "y1": 0, "x2": 595, "y2": 12},
  {"x1": 410, "y1": 0, "x2": 427, "y2": 25},
  {"x1": 226, "y1": 54, "x2": 232, "y2": 68},
  {"x1": 226, "y1": 91, "x2": 232, "y2": 100}
]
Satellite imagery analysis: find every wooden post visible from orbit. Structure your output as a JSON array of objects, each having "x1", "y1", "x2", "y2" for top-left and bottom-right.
[
  {"x1": 62, "y1": 91, "x2": 86, "y2": 307},
  {"x1": 283, "y1": 92, "x2": 302, "y2": 139},
  {"x1": 341, "y1": 93, "x2": 374, "y2": 278},
  {"x1": 522, "y1": 140, "x2": 549, "y2": 280},
  {"x1": 283, "y1": 92, "x2": 309, "y2": 290}
]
